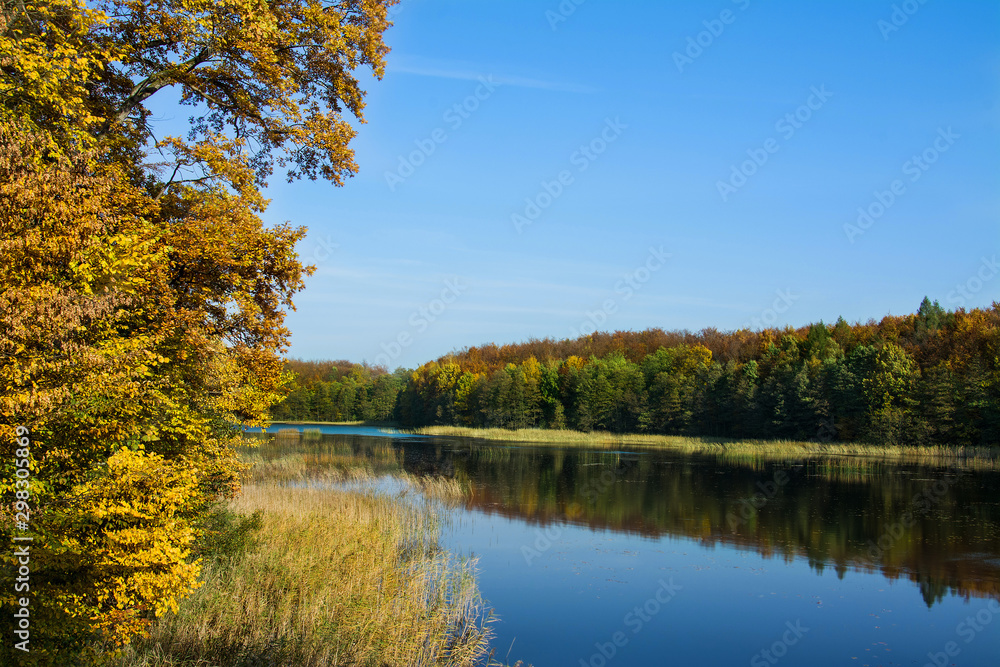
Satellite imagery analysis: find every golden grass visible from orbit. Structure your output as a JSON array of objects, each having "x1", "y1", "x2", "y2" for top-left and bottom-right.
[
  {"x1": 270, "y1": 420, "x2": 367, "y2": 425},
  {"x1": 402, "y1": 474, "x2": 470, "y2": 507},
  {"x1": 241, "y1": 434, "x2": 405, "y2": 484},
  {"x1": 266, "y1": 420, "x2": 397, "y2": 427},
  {"x1": 406, "y1": 426, "x2": 1000, "y2": 471},
  {"x1": 112, "y1": 484, "x2": 492, "y2": 667}
]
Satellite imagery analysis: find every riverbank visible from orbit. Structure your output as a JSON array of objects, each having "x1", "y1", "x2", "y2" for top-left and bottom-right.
[
  {"x1": 109, "y1": 455, "x2": 493, "y2": 666},
  {"x1": 402, "y1": 425, "x2": 1000, "y2": 470},
  {"x1": 265, "y1": 419, "x2": 396, "y2": 426}
]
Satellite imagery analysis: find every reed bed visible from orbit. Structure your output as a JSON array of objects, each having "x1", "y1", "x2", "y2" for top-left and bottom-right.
[
  {"x1": 401, "y1": 474, "x2": 470, "y2": 507},
  {"x1": 112, "y1": 484, "x2": 492, "y2": 667},
  {"x1": 274, "y1": 420, "x2": 367, "y2": 425},
  {"x1": 241, "y1": 432, "x2": 477, "y2": 504},
  {"x1": 408, "y1": 426, "x2": 1000, "y2": 471},
  {"x1": 241, "y1": 435, "x2": 404, "y2": 484}
]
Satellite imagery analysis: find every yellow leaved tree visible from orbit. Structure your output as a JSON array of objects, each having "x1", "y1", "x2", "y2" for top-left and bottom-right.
[{"x1": 0, "y1": 0, "x2": 395, "y2": 661}]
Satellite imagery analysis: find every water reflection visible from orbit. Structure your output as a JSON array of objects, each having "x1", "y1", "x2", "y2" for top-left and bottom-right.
[{"x1": 248, "y1": 430, "x2": 1000, "y2": 608}]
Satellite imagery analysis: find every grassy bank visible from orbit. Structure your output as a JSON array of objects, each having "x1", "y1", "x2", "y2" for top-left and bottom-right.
[
  {"x1": 110, "y1": 457, "x2": 492, "y2": 665},
  {"x1": 405, "y1": 426, "x2": 1000, "y2": 470},
  {"x1": 264, "y1": 420, "x2": 397, "y2": 427}
]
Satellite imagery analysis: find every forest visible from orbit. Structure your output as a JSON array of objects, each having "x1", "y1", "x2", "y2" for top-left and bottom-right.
[{"x1": 273, "y1": 298, "x2": 1000, "y2": 447}]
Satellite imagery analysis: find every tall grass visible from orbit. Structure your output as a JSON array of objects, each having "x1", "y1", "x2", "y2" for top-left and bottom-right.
[
  {"x1": 112, "y1": 483, "x2": 492, "y2": 667},
  {"x1": 407, "y1": 426, "x2": 1000, "y2": 471},
  {"x1": 241, "y1": 434, "x2": 405, "y2": 483},
  {"x1": 403, "y1": 474, "x2": 470, "y2": 507}
]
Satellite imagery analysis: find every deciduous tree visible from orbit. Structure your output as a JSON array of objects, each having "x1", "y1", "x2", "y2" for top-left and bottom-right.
[{"x1": 1, "y1": 0, "x2": 396, "y2": 658}]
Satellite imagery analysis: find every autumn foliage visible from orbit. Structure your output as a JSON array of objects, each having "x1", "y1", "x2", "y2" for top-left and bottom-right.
[
  {"x1": 1, "y1": 0, "x2": 395, "y2": 660},
  {"x1": 280, "y1": 301, "x2": 1000, "y2": 448}
]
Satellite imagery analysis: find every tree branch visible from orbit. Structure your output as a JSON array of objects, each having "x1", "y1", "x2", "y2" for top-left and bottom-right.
[{"x1": 98, "y1": 47, "x2": 215, "y2": 138}]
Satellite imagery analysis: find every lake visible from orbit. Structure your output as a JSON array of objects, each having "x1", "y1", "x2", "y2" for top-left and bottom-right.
[{"x1": 251, "y1": 424, "x2": 1000, "y2": 667}]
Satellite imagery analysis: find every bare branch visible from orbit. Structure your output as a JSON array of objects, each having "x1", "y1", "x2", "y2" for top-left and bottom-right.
[{"x1": 99, "y1": 47, "x2": 215, "y2": 137}]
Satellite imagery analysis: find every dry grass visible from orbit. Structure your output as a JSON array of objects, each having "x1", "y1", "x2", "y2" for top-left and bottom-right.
[
  {"x1": 407, "y1": 426, "x2": 1000, "y2": 471},
  {"x1": 112, "y1": 484, "x2": 492, "y2": 667},
  {"x1": 402, "y1": 474, "x2": 470, "y2": 507},
  {"x1": 241, "y1": 433, "x2": 404, "y2": 483},
  {"x1": 240, "y1": 432, "x2": 475, "y2": 506},
  {"x1": 270, "y1": 420, "x2": 367, "y2": 425}
]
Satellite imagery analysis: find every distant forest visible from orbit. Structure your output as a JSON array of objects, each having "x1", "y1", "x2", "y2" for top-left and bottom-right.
[{"x1": 271, "y1": 299, "x2": 1000, "y2": 447}]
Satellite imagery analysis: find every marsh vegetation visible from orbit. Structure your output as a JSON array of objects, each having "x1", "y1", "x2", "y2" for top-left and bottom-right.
[{"x1": 111, "y1": 434, "x2": 491, "y2": 667}]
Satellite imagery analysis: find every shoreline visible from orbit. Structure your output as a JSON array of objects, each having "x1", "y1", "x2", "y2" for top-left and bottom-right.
[
  {"x1": 391, "y1": 424, "x2": 1000, "y2": 469},
  {"x1": 260, "y1": 422, "x2": 1000, "y2": 470},
  {"x1": 110, "y1": 452, "x2": 493, "y2": 666}
]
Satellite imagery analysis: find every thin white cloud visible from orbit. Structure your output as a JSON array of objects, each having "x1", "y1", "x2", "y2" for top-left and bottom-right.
[
  {"x1": 449, "y1": 303, "x2": 585, "y2": 317},
  {"x1": 388, "y1": 55, "x2": 598, "y2": 94}
]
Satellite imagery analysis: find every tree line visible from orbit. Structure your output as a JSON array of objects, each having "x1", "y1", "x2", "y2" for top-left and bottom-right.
[
  {"x1": 278, "y1": 299, "x2": 1000, "y2": 447},
  {"x1": 271, "y1": 360, "x2": 406, "y2": 423}
]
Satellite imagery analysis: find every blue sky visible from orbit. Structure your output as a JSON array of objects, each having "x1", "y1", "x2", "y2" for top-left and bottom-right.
[{"x1": 156, "y1": 0, "x2": 1000, "y2": 368}]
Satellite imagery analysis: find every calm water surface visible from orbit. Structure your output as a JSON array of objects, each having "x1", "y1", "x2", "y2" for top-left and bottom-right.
[{"x1": 254, "y1": 424, "x2": 1000, "y2": 667}]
